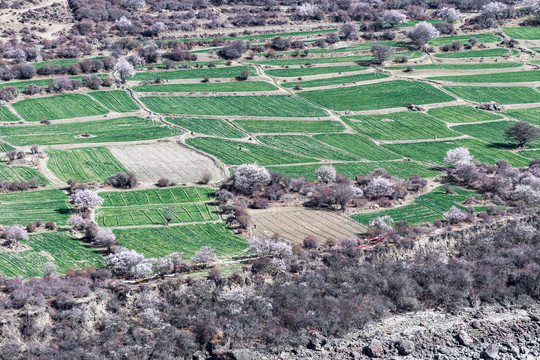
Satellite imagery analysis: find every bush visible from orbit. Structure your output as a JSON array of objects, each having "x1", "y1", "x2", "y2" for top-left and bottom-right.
[
  {"x1": 156, "y1": 177, "x2": 172, "y2": 187},
  {"x1": 303, "y1": 236, "x2": 319, "y2": 249},
  {"x1": 109, "y1": 172, "x2": 139, "y2": 189}
]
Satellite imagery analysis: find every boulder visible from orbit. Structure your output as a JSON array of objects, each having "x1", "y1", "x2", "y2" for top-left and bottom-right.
[
  {"x1": 396, "y1": 339, "x2": 415, "y2": 356},
  {"x1": 481, "y1": 344, "x2": 499, "y2": 360},
  {"x1": 307, "y1": 332, "x2": 327, "y2": 351},
  {"x1": 458, "y1": 330, "x2": 474, "y2": 347},
  {"x1": 476, "y1": 101, "x2": 503, "y2": 111},
  {"x1": 365, "y1": 339, "x2": 384, "y2": 358}
]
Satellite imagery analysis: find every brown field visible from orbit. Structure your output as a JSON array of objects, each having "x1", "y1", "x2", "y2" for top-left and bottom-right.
[
  {"x1": 108, "y1": 142, "x2": 226, "y2": 184},
  {"x1": 247, "y1": 207, "x2": 367, "y2": 243}
]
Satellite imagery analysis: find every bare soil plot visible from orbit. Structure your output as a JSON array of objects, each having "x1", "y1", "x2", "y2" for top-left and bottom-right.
[
  {"x1": 109, "y1": 142, "x2": 225, "y2": 184},
  {"x1": 248, "y1": 207, "x2": 367, "y2": 243}
]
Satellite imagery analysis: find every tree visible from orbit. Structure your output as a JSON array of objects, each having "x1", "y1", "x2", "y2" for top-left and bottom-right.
[
  {"x1": 192, "y1": 246, "x2": 217, "y2": 263},
  {"x1": 115, "y1": 16, "x2": 133, "y2": 34},
  {"x1": 95, "y1": 228, "x2": 117, "y2": 251},
  {"x1": 316, "y1": 165, "x2": 336, "y2": 183},
  {"x1": 438, "y1": 7, "x2": 460, "y2": 22},
  {"x1": 505, "y1": 121, "x2": 540, "y2": 148},
  {"x1": 409, "y1": 22, "x2": 439, "y2": 48},
  {"x1": 369, "y1": 215, "x2": 394, "y2": 231},
  {"x1": 444, "y1": 147, "x2": 473, "y2": 166},
  {"x1": 382, "y1": 10, "x2": 407, "y2": 27},
  {"x1": 163, "y1": 206, "x2": 176, "y2": 226},
  {"x1": 71, "y1": 190, "x2": 104, "y2": 211},
  {"x1": 363, "y1": 177, "x2": 395, "y2": 199},
  {"x1": 333, "y1": 183, "x2": 359, "y2": 210},
  {"x1": 106, "y1": 247, "x2": 146, "y2": 275},
  {"x1": 233, "y1": 164, "x2": 271, "y2": 194},
  {"x1": 237, "y1": 69, "x2": 250, "y2": 81},
  {"x1": 443, "y1": 206, "x2": 468, "y2": 224},
  {"x1": 3, "y1": 225, "x2": 29, "y2": 242},
  {"x1": 371, "y1": 44, "x2": 393, "y2": 65},
  {"x1": 248, "y1": 237, "x2": 292, "y2": 258},
  {"x1": 339, "y1": 22, "x2": 359, "y2": 40},
  {"x1": 481, "y1": 2, "x2": 507, "y2": 19},
  {"x1": 114, "y1": 60, "x2": 135, "y2": 82}
]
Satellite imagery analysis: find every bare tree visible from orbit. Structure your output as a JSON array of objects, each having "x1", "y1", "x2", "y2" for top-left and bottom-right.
[{"x1": 505, "y1": 121, "x2": 540, "y2": 148}]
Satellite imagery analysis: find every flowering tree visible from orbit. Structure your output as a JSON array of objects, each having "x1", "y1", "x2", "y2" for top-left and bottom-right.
[
  {"x1": 481, "y1": 2, "x2": 507, "y2": 18},
  {"x1": 248, "y1": 237, "x2": 292, "y2": 258},
  {"x1": 132, "y1": 262, "x2": 154, "y2": 278},
  {"x1": 444, "y1": 147, "x2": 473, "y2": 167},
  {"x1": 383, "y1": 10, "x2": 407, "y2": 27},
  {"x1": 3, "y1": 225, "x2": 29, "y2": 242},
  {"x1": 5, "y1": 47, "x2": 26, "y2": 62},
  {"x1": 106, "y1": 247, "x2": 146, "y2": 275},
  {"x1": 67, "y1": 214, "x2": 87, "y2": 230},
  {"x1": 233, "y1": 163, "x2": 271, "y2": 194},
  {"x1": 438, "y1": 7, "x2": 460, "y2": 22},
  {"x1": 369, "y1": 215, "x2": 394, "y2": 230},
  {"x1": 364, "y1": 176, "x2": 395, "y2": 199},
  {"x1": 95, "y1": 228, "x2": 117, "y2": 250},
  {"x1": 114, "y1": 60, "x2": 135, "y2": 82},
  {"x1": 115, "y1": 16, "x2": 133, "y2": 34},
  {"x1": 121, "y1": 0, "x2": 146, "y2": 9},
  {"x1": 150, "y1": 22, "x2": 166, "y2": 36},
  {"x1": 191, "y1": 246, "x2": 217, "y2": 263},
  {"x1": 71, "y1": 190, "x2": 104, "y2": 211},
  {"x1": 127, "y1": 53, "x2": 146, "y2": 66},
  {"x1": 316, "y1": 165, "x2": 337, "y2": 183},
  {"x1": 297, "y1": 3, "x2": 318, "y2": 18},
  {"x1": 443, "y1": 206, "x2": 468, "y2": 224},
  {"x1": 409, "y1": 22, "x2": 439, "y2": 48}
]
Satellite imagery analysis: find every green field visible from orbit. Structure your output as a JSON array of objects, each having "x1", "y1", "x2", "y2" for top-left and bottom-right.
[
  {"x1": 282, "y1": 73, "x2": 388, "y2": 89},
  {"x1": 434, "y1": 48, "x2": 515, "y2": 59},
  {"x1": 131, "y1": 66, "x2": 256, "y2": 81},
  {"x1": 451, "y1": 120, "x2": 540, "y2": 149},
  {"x1": 248, "y1": 55, "x2": 372, "y2": 66},
  {"x1": 88, "y1": 90, "x2": 140, "y2": 113},
  {"x1": 386, "y1": 62, "x2": 523, "y2": 70},
  {"x1": 383, "y1": 139, "x2": 529, "y2": 167},
  {"x1": 0, "y1": 233, "x2": 106, "y2": 278},
  {"x1": 516, "y1": 149, "x2": 540, "y2": 159},
  {"x1": 47, "y1": 147, "x2": 127, "y2": 182},
  {"x1": 167, "y1": 117, "x2": 245, "y2": 138},
  {"x1": 0, "y1": 164, "x2": 47, "y2": 183},
  {"x1": 132, "y1": 81, "x2": 278, "y2": 92},
  {"x1": 503, "y1": 27, "x2": 540, "y2": 40},
  {"x1": 186, "y1": 137, "x2": 317, "y2": 165},
  {"x1": 314, "y1": 133, "x2": 401, "y2": 161},
  {"x1": 0, "y1": 117, "x2": 182, "y2": 146},
  {"x1": 299, "y1": 81, "x2": 455, "y2": 111},
  {"x1": 100, "y1": 186, "x2": 215, "y2": 207},
  {"x1": 0, "y1": 107, "x2": 19, "y2": 122},
  {"x1": 428, "y1": 34, "x2": 501, "y2": 46},
  {"x1": 444, "y1": 86, "x2": 540, "y2": 104},
  {"x1": 234, "y1": 119, "x2": 345, "y2": 133},
  {"x1": 427, "y1": 105, "x2": 503, "y2": 123},
  {"x1": 0, "y1": 143, "x2": 14, "y2": 152},
  {"x1": 12, "y1": 94, "x2": 109, "y2": 121},
  {"x1": 504, "y1": 107, "x2": 540, "y2": 125},
  {"x1": 141, "y1": 95, "x2": 328, "y2": 117},
  {"x1": 428, "y1": 70, "x2": 540, "y2": 83},
  {"x1": 114, "y1": 223, "x2": 247, "y2": 258},
  {"x1": 265, "y1": 65, "x2": 367, "y2": 77},
  {"x1": 342, "y1": 111, "x2": 459, "y2": 140},
  {"x1": 352, "y1": 186, "x2": 474, "y2": 225},
  {"x1": 0, "y1": 189, "x2": 71, "y2": 226}
]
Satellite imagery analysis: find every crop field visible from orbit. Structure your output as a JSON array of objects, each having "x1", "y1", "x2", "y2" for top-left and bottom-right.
[
  {"x1": 299, "y1": 81, "x2": 455, "y2": 111},
  {"x1": 443, "y1": 86, "x2": 540, "y2": 104},
  {"x1": 352, "y1": 186, "x2": 474, "y2": 225},
  {"x1": 503, "y1": 27, "x2": 540, "y2": 40},
  {"x1": 0, "y1": 233, "x2": 106, "y2": 278},
  {"x1": 0, "y1": 143, "x2": 14, "y2": 152},
  {"x1": 451, "y1": 121, "x2": 540, "y2": 149},
  {"x1": 427, "y1": 105, "x2": 503, "y2": 123},
  {"x1": 234, "y1": 119, "x2": 345, "y2": 134},
  {"x1": 113, "y1": 223, "x2": 247, "y2": 258},
  {"x1": 313, "y1": 134, "x2": 401, "y2": 161},
  {"x1": 342, "y1": 111, "x2": 458, "y2": 140},
  {"x1": 0, "y1": 189, "x2": 71, "y2": 226},
  {"x1": 383, "y1": 139, "x2": 529, "y2": 167},
  {"x1": 132, "y1": 81, "x2": 278, "y2": 93},
  {"x1": 428, "y1": 70, "x2": 540, "y2": 83},
  {"x1": 517, "y1": 149, "x2": 540, "y2": 159},
  {"x1": 109, "y1": 142, "x2": 225, "y2": 184},
  {"x1": 504, "y1": 107, "x2": 540, "y2": 126},
  {"x1": 248, "y1": 55, "x2": 372, "y2": 66},
  {"x1": 258, "y1": 135, "x2": 361, "y2": 161},
  {"x1": 265, "y1": 65, "x2": 367, "y2": 77},
  {"x1": 0, "y1": 117, "x2": 182, "y2": 146},
  {"x1": 47, "y1": 147, "x2": 127, "y2": 182},
  {"x1": 131, "y1": 66, "x2": 256, "y2": 81},
  {"x1": 12, "y1": 94, "x2": 108, "y2": 121},
  {"x1": 281, "y1": 73, "x2": 389, "y2": 89},
  {"x1": 186, "y1": 137, "x2": 317, "y2": 165},
  {"x1": 88, "y1": 90, "x2": 140, "y2": 113},
  {"x1": 0, "y1": 164, "x2": 47, "y2": 183},
  {"x1": 428, "y1": 34, "x2": 501, "y2": 46},
  {"x1": 167, "y1": 117, "x2": 245, "y2": 138},
  {"x1": 433, "y1": 48, "x2": 515, "y2": 59},
  {"x1": 386, "y1": 62, "x2": 522, "y2": 70},
  {"x1": 140, "y1": 95, "x2": 328, "y2": 117},
  {"x1": 100, "y1": 187, "x2": 215, "y2": 207},
  {"x1": 0, "y1": 106, "x2": 19, "y2": 122}
]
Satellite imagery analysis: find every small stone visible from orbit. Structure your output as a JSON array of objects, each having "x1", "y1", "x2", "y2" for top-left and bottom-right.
[
  {"x1": 397, "y1": 339, "x2": 415, "y2": 356},
  {"x1": 471, "y1": 320, "x2": 481, "y2": 329},
  {"x1": 529, "y1": 313, "x2": 540, "y2": 322},
  {"x1": 481, "y1": 344, "x2": 499, "y2": 360},
  {"x1": 365, "y1": 339, "x2": 384, "y2": 358},
  {"x1": 458, "y1": 330, "x2": 474, "y2": 347}
]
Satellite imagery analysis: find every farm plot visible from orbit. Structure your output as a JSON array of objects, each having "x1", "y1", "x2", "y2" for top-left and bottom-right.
[
  {"x1": 12, "y1": 94, "x2": 108, "y2": 121},
  {"x1": 266, "y1": 161, "x2": 440, "y2": 180},
  {"x1": 0, "y1": 117, "x2": 182, "y2": 146},
  {"x1": 186, "y1": 137, "x2": 317, "y2": 165},
  {"x1": 248, "y1": 55, "x2": 372, "y2": 66},
  {"x1": 0, "y1": 189, "x2": 71, "y2": 226},
  {"x1": 88, "y1": 90, "x2": 140, "y2": 113},
  {"x1": 428, "y1": 70, "x2": 540, "y2": 83},
  {"x1": 386, "y1": 63, "x2": 523, "y2": 70},
  {"x1": 100, "y1": 186, "x2": 214, "y2": 206},
  {"x1": 258, "y1": 135, "x2": 360, "y2": 161},
  {"x1": 0, "y1": 164, "x2": 47, "y2": 183},
  {"x1": 313, "y1": 133, "x2": 401, "y2": 161},
  {"x1": 299, "y1": 81, "x2": 455, "y2": 111},
  {"x1": 428, "y1": 34, "x2": 500, "y2": 46},
  {"x1": 0, "y1": 233, "x2": 106, "y2": 278},
  {"x1": 130, "y1": 66, "x2": 256, "y2": 81},
  {"x1": 234, "y1": 119, "x2": 345, "y2": 134},
  {"x1": 248, "y1": 207, "x2": 366, "y2": 244},
  {"x1": 141, "y1": 95, "x2": 328, "y2": 117},
  {"x1": 0, "y1": 106, "x2": 18, "y2": 122},
  {"x1": 132, "y1": 81, "x2": 278, "y2": 92},
  {"x1": 47, "y1": 147, "x2": 128, "y2": 182},
  {"x1": 281, "y1": 73, "x2": 389, "y2": 89},
  {"x1": 433, "y1": 48, "x2": 514, "y2": 59},
  {"x1": 451, "y1": 120, "x2": 540, "y2": 149},
  {"x1": 516, "y1": 149, "x2": 540, "y2": 159},
  {"x1": 383, "y1": 139, "x2": 529, "y2": 167},
  {"x1": 166, "y1": 117, "x2": 245, "y2": 138},
  {"x1": 444, "y1": 86, "x2": 540, "y2": 104},
  {"x1": 352, "y1": 186, "x2": 474, "y2": 225},
  {"x1": 504, "y1": 107, "x2": 540, "y2": 126},
  {"x1": 109, "y1": 142, "x2": 224, "y2": 184},
  {"x1": 114, "y1": 223, "x2": 247, "y2": 258},
  {"x1": 427, "y1": 105, "x2": 503, "y2": 123},
  {"x1": 342, "y1": 111, "x2": 458, "y2": 140},
  {"x1": 265, "y1": 65, "x2": 367, "y2": 77},
  {"x1": 0, "y1": 143, "x2": 14, "y2": 152},
  {"x1": 503, "y1": 27, "x2": 540, "y2": 40}
]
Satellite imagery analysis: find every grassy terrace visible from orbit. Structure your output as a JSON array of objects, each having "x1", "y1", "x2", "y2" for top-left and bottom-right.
[
  {"x1": 386, "y1": 62, "x2": 522, "y2": 70},
  {"x1": 131, "y1": 66, "x2": 256, "y2": 81},
  {"x1": 428, "y1": 34, "x2": 501, "y2": 46},
  {"x1": 12, "y1": 94, "x2": 108, "y2": 121},
  {"x1": 234, "y1": 119, "x2": 345, "y2": 133},
  {"x1": 427, "y1": 105, "x2": 503, "y2": 123},
  {"x1": 0, "y1": 164, "x2": 47, "y2": 183},
  {"x1": 428, "y1": 70, "x2": 540, "y2": 83},
  {"x1": 167, "y1": 117, "x2": 245, "y2": 138},
  {"x1": 265, "y1": 65, "x2": 368, "y2": 77},
  {"x1": 0, "y1": 189, "x2": 71, "y2": 226},
  {"x1": 282, "y1": 73, "x2": 388, "y2": 88},
  {"x1": 132, "y1": 81, "x2": 278, "y2": 92},
  {"x1": 503, "y1": 27, "x2": 540, "y2": 40},
  {"x1": 444, "y1": 86, "x2": 540, "y2": 104},
  {"x1": 504, "y1": 107, "x2": 540, "y2": 125},
  {"x1": 88, "y1": 90, "x2": 140, "y2": 112},
  {"x1": 433, "y1": 48, "x2": 516, "y2": 59},
  {"x1": 0, "y1": 106, "x2": 18, "y2": 122}
]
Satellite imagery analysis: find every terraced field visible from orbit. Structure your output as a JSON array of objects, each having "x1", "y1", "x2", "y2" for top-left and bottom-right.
[
  {"x1": 428, "y1": 71, "x2": 540, "y2": 83},
  {"x1": 504, "y1": 107, "x2": 540, "y2": 125},
  {"x1": 234, "y1": 119, "x2": 345, "y2": 134},
  {"x1": 266, "y1": 65, "x2": 367, "y2": 77},
  {"x1": 131, "y1": 66, "x2": 256, "y2": 81},
  {"x1": 503, "y1": 27, "x2": 540, "y2": 40},
  {"x1": 12, "y1": 94, "x2": 108, "y2": 121},
  {"x1": 167, "y1": 117, "x2": 245, "y2": 138},
  {"x1": 427, "y1": 105, "x2": 503, "y2": 123},
  {"x1": 433, "y1": 48, "x2": 515, "y2": 59},
  {"x1": 451, "y1": 121, "x2": 540, "y2": 149},
  {"x1": 89, "y1": 90, "x2": 140, "y2": 112},
  {"x1": 444, "y1": 86, "x2": 540, "y2": 104},
  {"x1": 132, "y1": 81, "x2": 278, "y2": 92},
  {"x1": 282, "y1": 73, "x2": 389, "y2": 89},
  {"x1": 0, "y1": 189, "x2": 71, "y2": 226},
  {"x1": 0, "y1": 164, "x2": 47, "y2": 183},
  {"x1": 386, "y1": 63, "x2": 522, "y2": 70},
  {"x1": 0, "y1": 106, "x2": 19, "y2": 122},
  {"x1": 428, "y1": 34, "x2": 501, "y2": 46}
]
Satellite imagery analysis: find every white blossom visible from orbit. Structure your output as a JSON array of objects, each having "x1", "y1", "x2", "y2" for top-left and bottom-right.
[
  {"x1": 369, "y1": 215, "x2": 394, "y2": 230},
  {"x1": 383, "y1": 10, "x2": 407, "y2": 26},
  {"x1": 233, "y1": 163, "x2": 271, "y2": 194},
  {"x1": 443, "y1": 206, "x2": 468, "y2": 224},
  {"x1": 444, "y1": 147, "x2": 473, "y2": 167},
  {"x1": 71, "y1": 190, "x2": 104, "y2": 211},
  {"x1": 316, "y1": 165, "x2": 337, "y2": 183}
]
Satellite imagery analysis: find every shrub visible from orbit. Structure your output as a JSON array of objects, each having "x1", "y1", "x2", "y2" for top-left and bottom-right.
[
  {"x1": 303, "y1": 236, "x2": 319, "y2": 249},
  {"x1": 233, "y1": 164, "x2": 271, "y2": 195},
  {"x1": 443, "y1": 206, "x2": 468, "y2": 224},
  {"x1": 191, "y1": 246, "x2": 217, "y2": 263},
  {"x1": 156, "y1": 177, "x2": 172, "y2": 187},
  {"x1": 109, "y1": 172, "x2": 139, "y2": 189}
]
